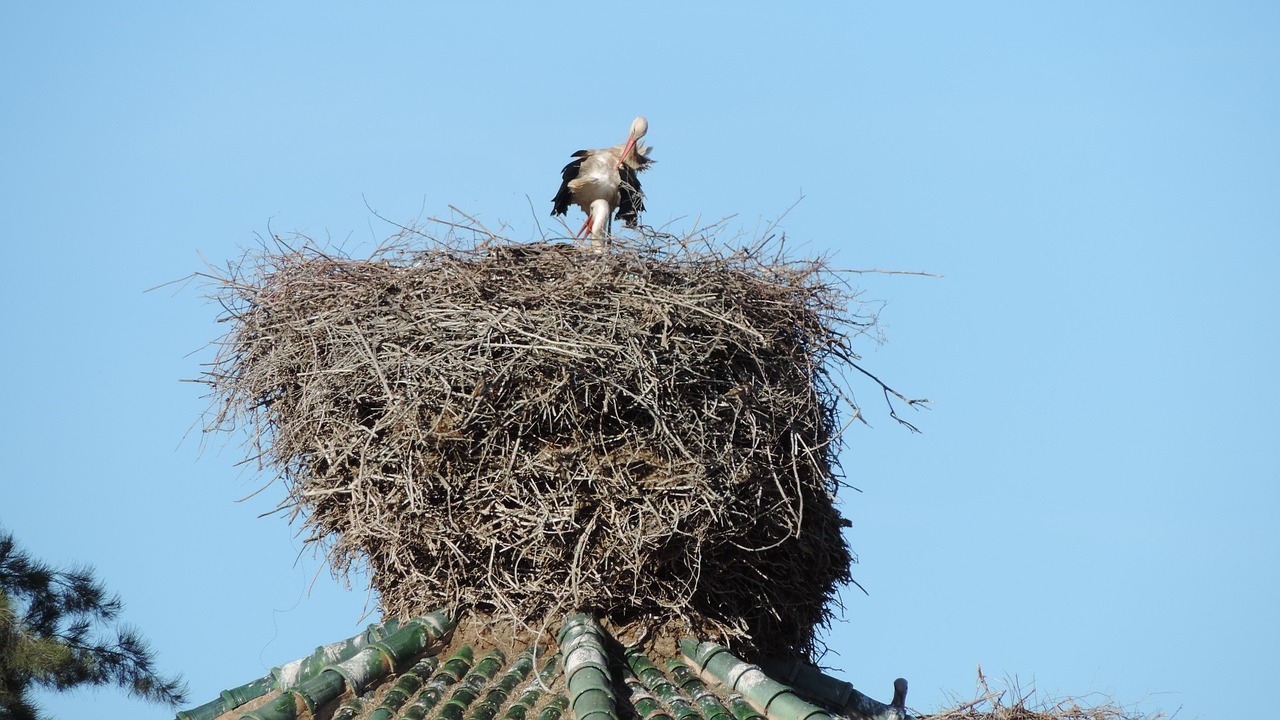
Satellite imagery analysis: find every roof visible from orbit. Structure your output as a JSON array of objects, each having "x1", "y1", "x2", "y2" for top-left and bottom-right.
[{"x1": 175, "y1": 612, "x2": 911, "y2": 720}]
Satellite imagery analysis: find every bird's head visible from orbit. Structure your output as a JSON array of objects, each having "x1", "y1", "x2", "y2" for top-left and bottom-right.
[
  {"x1": 618, "y1": 116, "x2": 649, "y2": 169},
  {"x1": 629, "y1": 116, "x2": 648, "y2": 140}
]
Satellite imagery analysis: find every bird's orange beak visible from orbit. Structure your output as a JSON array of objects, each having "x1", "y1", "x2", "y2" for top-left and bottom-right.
[{"x1": 617, "y1": 137, "x2": 637, "y2": 169}]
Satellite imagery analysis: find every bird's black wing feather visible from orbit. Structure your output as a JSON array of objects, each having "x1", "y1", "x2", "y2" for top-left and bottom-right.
[
  {"x1": 615, "y1": 163, "x2": 645, "y2": 227},
  {"x1": 551, "y1": 151, "x2": 589, "y2": 216}
]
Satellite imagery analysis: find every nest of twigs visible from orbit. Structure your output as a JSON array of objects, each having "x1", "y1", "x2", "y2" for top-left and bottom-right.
[{"x1": 202, "y1": 221, "x2": 916, "y2": 657}]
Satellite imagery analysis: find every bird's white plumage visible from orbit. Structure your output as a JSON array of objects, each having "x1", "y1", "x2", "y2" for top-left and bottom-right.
[{"x1": 568, "y1": 150, "x2": 630, "y2": 245}]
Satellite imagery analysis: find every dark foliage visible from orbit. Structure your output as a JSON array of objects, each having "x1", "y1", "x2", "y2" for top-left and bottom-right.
[{"x1": 0, "y1": 530, "x2": 187, "y2": 719}]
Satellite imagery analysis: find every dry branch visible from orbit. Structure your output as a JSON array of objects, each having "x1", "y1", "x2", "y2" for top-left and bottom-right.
[{"x1": 923, "y1": 668, "x2": 1168, "y2": 720}]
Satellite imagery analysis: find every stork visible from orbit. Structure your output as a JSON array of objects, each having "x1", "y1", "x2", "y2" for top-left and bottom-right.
[{"x1": 551, "y1": 116, "x2": 653, "y2": 251}]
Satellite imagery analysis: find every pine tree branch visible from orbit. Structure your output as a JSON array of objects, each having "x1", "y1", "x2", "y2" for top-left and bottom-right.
[{"x1": 0, "y1": 530, "x2": 189, "y2": 717}]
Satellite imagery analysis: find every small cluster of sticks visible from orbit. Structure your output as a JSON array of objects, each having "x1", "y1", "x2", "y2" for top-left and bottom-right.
[{"x1": 924, "y1": 666, "x2": 1168, "y2": 720}]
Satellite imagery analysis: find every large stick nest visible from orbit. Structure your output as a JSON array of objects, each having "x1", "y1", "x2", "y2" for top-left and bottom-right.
[{"x1": 202, "y1": 222, "x2": 900, "y2": 657}]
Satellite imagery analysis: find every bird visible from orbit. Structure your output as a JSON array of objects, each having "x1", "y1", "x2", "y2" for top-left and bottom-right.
[
  {"x1": 551, "y1": 116, "x2": 653, "y2": 251},
  {"x1": 890, "y1": 678, "x2": 908, "y2": 715}
]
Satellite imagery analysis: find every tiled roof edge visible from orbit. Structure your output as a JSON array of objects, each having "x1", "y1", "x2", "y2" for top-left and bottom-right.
[
  {"x1": 176, "y1": 611, "x2": 456, "y2": 720},
  {"x1": 679, "y1": 640, "x2": 910, "y2": 720},
  {"x1": 759, "y1": 659, "x2": 910, "y2": 720}
]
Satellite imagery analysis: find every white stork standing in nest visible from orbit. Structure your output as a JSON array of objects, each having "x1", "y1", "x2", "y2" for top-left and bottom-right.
[{"x1": 551, "y1": 116, "x2": 653, "y2": 251}]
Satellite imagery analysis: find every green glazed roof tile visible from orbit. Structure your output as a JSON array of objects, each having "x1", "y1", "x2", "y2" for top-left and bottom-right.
[
  {"x1": 366, "y1": 656, "x2": 439, "y2": 720},
  {"x1": 623, "y1": 649, "x2": 699, "y2": 720},
  {"x1": 533, "y1": 694, "x2": 569, "y2": 720},
  {"x1": 500, "y1": 653, "x2": 559, "y2": 720},
  {"x1": 400, "y1": 646, "x2": 475, "y2": 720},
  {"x1": 177, "y1": 612, "x2": 909, "y2": 720},
  {"x1": 558, "y1": 615, "x2": 618, "y2": 720},
  {"x1": 332, "y1": 696, "x2": 367, "y2": 720},
  {"x1": 664, "y1": 659, "x2": 733, "y2": 720},
  {"x1": 439, "y1": 649, "x2": 508, "y2": 720}
]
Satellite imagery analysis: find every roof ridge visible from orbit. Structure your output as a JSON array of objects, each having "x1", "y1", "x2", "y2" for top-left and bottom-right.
[{"x1": 558, "y1": 615, "x2": 618, "y2": 720}]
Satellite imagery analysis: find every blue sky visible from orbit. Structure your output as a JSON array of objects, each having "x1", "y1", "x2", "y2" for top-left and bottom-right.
[{"x1": 2, "y1": 3, "x2": 1276, "y2": 719}]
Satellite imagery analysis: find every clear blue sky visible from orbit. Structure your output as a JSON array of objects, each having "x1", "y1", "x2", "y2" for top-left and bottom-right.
[{"x1": 2, "y1": 3, "x2": 1276, "y2": 719}]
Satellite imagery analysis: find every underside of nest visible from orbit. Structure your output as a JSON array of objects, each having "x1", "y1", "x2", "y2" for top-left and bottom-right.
[{"x1": 202, "y1": 222, "x2": 904, "y2": 658}]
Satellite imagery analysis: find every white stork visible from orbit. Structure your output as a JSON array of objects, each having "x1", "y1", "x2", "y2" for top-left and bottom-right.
[{"x1": 551, "y1": 116, "x2": 653, "y2": 250}]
